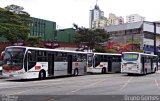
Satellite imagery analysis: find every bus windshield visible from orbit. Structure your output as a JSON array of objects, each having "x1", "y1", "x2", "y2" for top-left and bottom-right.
[
  {"x1": 122, "y1": 53, "x2": 139, "y2": 61},
  {"x1": 3, "y1": 47, "x2": 26, "y2": 70}
]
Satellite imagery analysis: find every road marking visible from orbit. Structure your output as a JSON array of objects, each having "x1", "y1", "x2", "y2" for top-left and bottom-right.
[
  {"x1": 9, "y1": 90, "x2": 31, "y2": 95},
  {"x1": 48, "y1": 98, "x2": 55, "y2": 101},
  {"x1": 0, "y1": 82, "x2": 12, "y2": 85},
  {"x1": 71, "y1": 78, "x2": 106, "y2": 93},
  {"x1": 120, "y1": 77, "x2": 133, "y2": 90},
  {"x1": 0, "y1": 82, "x2": 61, "y2": 89},
  {"x1": 154, "y1": 79, "x2": 159, "y2": 88},
  {"x1": 70, "y1": 75, "x2": 118, "y2": 93}
]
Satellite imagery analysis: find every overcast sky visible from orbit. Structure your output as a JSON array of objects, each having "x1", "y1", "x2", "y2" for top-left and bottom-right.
[{"x1": 0, "y1": 0, "x2": 160, "y2": 29}]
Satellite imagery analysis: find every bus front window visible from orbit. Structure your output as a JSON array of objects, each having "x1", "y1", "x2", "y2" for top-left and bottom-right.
[{"x1": 3, "y1": 48, "x2": 26, "y2": 71}]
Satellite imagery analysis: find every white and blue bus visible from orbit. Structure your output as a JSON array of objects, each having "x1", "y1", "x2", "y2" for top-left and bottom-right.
[
  {"x1": 87, "y1": 52, "x2": 121, "y2": 74},
  {"x1": 121, "y1": 52, "x2": 158, "y2": 75},
  {"x1": 2, "y1": 46, "x2": 87, "y2": 79}
]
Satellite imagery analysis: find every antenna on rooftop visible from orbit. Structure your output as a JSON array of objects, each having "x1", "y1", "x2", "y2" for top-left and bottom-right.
[{"x1": 96, "y1": 0, "x2": 98, "y2": 5}]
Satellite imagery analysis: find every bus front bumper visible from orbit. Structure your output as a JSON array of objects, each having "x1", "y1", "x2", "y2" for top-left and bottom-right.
[
  {"x1": 121, "y1": 69, "x2": 141, "y2": 74},
  {"x1": 2, "y1": 72, "x2": 27, "y2": 80}
]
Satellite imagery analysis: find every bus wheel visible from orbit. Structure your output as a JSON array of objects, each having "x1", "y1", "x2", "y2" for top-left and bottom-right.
[
  {"x1": 74, "y1": 68, "x2": 79, "y2": 76},
  {"x1": 39, "y1": 70, "x2": 46, "y2": 80},
  {"x1": 101, "y1": 67, "x2": 106, "y2": 74}
]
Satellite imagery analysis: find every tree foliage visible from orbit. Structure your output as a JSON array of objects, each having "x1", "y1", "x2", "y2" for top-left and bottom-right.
[
  {"x1": 0, "y1": 5, "x2": 32, "y2": 42},
  {"x1": 73, "y1": 24, "x2": 110, "y2": 50}
]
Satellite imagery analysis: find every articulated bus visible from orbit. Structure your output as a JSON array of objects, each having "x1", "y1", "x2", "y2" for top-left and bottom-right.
[
  {"x1": 2, "y1": 46, "x2": 87, "y2": 79},
  {"x1": 87, "y1": 52, "x2": 121, "y2": 74},
  {"x1": 121, "y1": 52, "x2": 158, "y2": 75}
]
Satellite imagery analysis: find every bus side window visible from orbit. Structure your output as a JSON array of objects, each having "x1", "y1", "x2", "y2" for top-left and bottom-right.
[
  {"x1": 108, "y1": 57, "x2": 112, "y2": 62},
  {"x1": 95, "y1": 55, "x2": 100, "y2": 67},
  {"x1": 28, "y1": 50, "x2": 37, "y2": 70},
  {"x1": 113, "y1": 56, "x2": 121, "y2": 62},
  {"x1": 54, "y1": 52, "x2": 67, "y2": 62},
  {"x1": 76, "y1": 54, "x2": 82, "y2": 62},
  {"x1": 118, "y1": 56, "x2": 121, "y2": 62},
  {"x1": 103, "y1": 55, "x2": 108, "y2": 61},
  {"x1": 82, "y1": 54, "x2": 87, "y2": 62},
  {"x1": 153, "y1": 57, "x2": 158, "y2": 62},
  {"x1": 37, "y1": 51, "x2": 47, "y2": 62},
  {"x1": 72, "y1": 54, "x2": 78, "y2": 62},
  {"x1": 28, "y1": 51, "x2": 36, "y2": 62}
]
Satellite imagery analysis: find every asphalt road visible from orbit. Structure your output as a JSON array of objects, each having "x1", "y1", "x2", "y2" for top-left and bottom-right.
[{"x1": 0, "y1": 72, "x2": 160, "y2": 101}]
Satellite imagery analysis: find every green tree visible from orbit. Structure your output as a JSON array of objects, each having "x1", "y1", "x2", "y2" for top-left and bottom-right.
[
  {"x1": 0, "y1": 5, "x2": 32, "y2": 43},
  {"x1": 73, "y1": 24, "x2": 109, "y2": 51}
]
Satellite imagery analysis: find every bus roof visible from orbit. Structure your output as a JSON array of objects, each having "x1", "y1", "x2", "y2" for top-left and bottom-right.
[
  {"x1": 5, "y1": 46, "x2": 88, "y2": 54},
  {"x1": 88, "y1": 52, "x2": 121, "y2": 56},
  {"x1": 122, "y1": 52, "x2": 157, "y2": 57}
]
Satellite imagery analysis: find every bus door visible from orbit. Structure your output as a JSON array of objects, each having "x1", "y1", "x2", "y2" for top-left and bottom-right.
[
  {"x1": 67, "y1": 55, "x2": 72, "y2": 74},
  {"x1": 108, "y1": 57, "x2": 112, "y2": 72},
  {"x1": 87, "y1": 54, "x2": 93, "y2": 68},
  {"x1": 48, "y1": 54, "x2": 54, "y2": 76}
]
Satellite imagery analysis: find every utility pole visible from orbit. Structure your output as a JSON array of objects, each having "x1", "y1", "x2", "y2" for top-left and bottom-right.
[
  {"x1": 154, "y1": 22, "x2": 157, "y2": 55},
  {"x1": 96, "y1": 0, "x2": 98, "y2": 5}
]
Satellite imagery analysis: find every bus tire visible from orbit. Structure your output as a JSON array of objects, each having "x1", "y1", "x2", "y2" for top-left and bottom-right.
[
  {"x1": 74, "y1": 68, "x2": 79, "y2": 76},
  {"x1": 128, "y1": 73, "x2": 132, "y2": 76},
  {"x1": 39, "y1": 70, "x2": 46, "y2": 80},
  {"x1": 101, "y1": 67, "x2": 106, "y2": 74}
]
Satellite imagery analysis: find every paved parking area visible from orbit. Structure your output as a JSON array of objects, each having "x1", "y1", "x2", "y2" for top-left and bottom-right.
[
  {"x1": 0, "y1": 71, "x2": 160, "y2": 101},
  {"x1": 0, "y1": 72, "x2": 160, "y2": 96}
]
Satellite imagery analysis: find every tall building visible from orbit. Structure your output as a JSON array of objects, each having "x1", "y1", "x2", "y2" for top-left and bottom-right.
[
  {"x1": 89, "y1": 4, "x2": 104, "y2": 28},
  {"x1": 107, "y1": 13, "x2": 124, "y2": 26},
  {"x1": 126, "y1": 14, "x2": 145, "y2": 23},
  {"x1": 92, "y1": 17, "x2": 107, "y2": 29},
  {"x1": 118, "y1": 16, "x2": 124, "y2": 24}
]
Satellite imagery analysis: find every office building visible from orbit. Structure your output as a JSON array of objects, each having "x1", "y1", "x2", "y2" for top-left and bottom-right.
[{"x1": 126, "y1": 14, "x2": 145, "y2": 23}]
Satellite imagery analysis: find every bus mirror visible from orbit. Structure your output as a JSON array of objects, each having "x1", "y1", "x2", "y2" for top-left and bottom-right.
[{"x1": 1, "y1": 51, "x2": 4, "y2": 60}]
